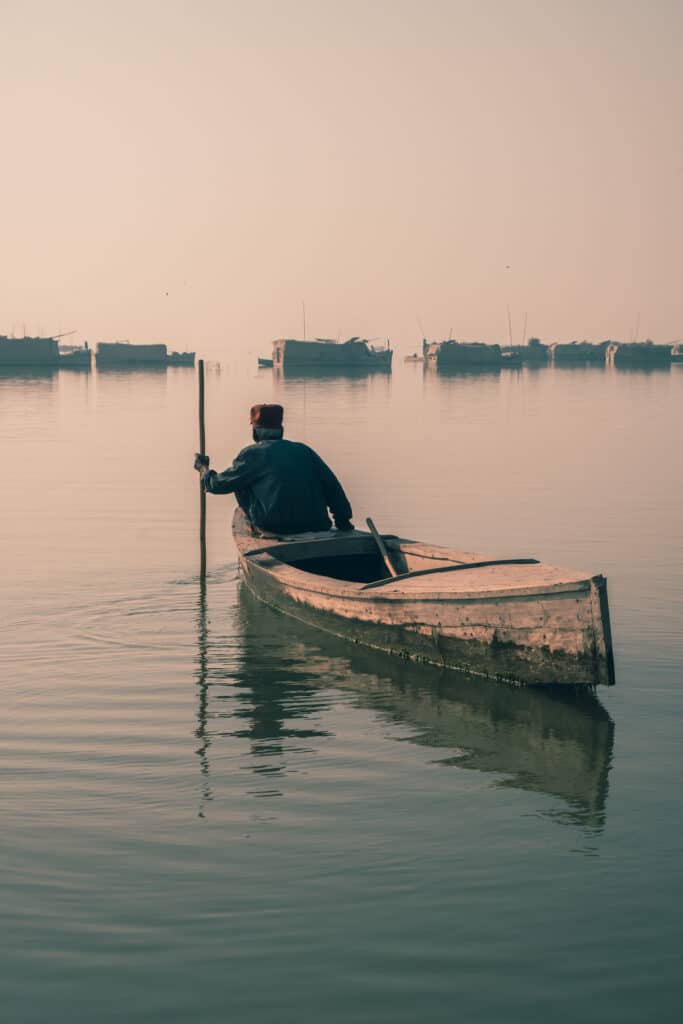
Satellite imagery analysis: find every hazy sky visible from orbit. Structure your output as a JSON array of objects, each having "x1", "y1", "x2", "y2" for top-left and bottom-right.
[{"x1": 2, "y1": 0, "x2": 682, "y2": 354}]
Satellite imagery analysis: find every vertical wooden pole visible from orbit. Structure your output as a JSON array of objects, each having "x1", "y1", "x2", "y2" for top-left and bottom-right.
[{"x1": 198, "y1": 359, "x2": 206, "y2": 578}]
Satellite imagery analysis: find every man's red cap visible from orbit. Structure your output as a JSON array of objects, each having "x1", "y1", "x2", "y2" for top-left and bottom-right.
[{"x1": 250, "y1": 403, "x2": 284, "y2": 428}]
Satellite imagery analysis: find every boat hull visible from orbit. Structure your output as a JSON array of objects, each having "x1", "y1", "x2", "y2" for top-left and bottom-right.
[{"x1": 233, "y1": 512, "x2": 615, "y2": 687}]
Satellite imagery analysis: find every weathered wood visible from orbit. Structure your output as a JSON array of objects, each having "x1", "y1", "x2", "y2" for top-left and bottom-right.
[
  {"x1": 232, "y1": 510, "x2": 615, "y2": 687},
  {"x1": 362, "y1": 557, "x2": 539, "y2": 591}
]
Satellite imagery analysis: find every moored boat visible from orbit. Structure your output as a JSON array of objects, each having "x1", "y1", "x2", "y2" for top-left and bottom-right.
[
  {"x1": 272, "y1": 337, "x2": 392, "y2": 371},
  {"x1": 233, "y1": 510, "x2": 615, "y2": 687},
  {"x1": 0, "y1": 335, "x2": 60, "y2": 367},
  {"x1": 96, "y1": 341, "x2": 195, "y2": 367},
  {"x1": 58, "y1": 345, "x2": 92, "y2": 368},
  {"x1": 167, "y1": 350, "x2": 195, "y2": 366}
]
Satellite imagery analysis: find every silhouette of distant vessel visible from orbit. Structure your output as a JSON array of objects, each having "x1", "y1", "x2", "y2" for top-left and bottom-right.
[
  {"x1": 1, "y1": 336, "x2": 61, "y2": 367},
  {"x1": 0, "y1": 333, "x2": 91, "y2": 369},
  {"x1": 424, "y1": 338, "x2": 502, "y2": 369},
  {"x1": 272, "y1": 337, "x2": 392, "y2": 371},
  {"x1": 258, "y1": 357, "x2": 274, "y2": 368},
  {"x1": 96, "y1": 341, "x2": 195, "y2": 367},
  {"x1": 606, "y1": 341, "x2": 672, "y2": 367},
  {"x1": 166, "y1": 350, "x2": 195, "y2": 366},
  {"x1": 58, "y1": 343, "x2": 91, "y2": 368}
]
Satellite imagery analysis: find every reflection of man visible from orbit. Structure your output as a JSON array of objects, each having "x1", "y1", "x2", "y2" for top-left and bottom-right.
[{"x1": 194, "y1": 403, "x2": 354, "y2": 535}]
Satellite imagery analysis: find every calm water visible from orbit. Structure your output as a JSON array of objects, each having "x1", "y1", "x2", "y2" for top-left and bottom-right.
[{"x1": 1, "y1": 359, "x2": 682, "y2": 1022}]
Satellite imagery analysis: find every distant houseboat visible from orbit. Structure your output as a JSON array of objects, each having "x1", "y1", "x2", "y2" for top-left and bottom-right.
[
  {"x1": 424, "y1": 339, "x2": 502, "y2": 369},
  {"x1": 503, "y1": 339, "x2": 549, "y2": 365},
  {"x1": 549, "y1": 342, "x2": 609, "y2": 365},
  {"x1": 0, "y1": 336, "x2": 60, "y2": 367},
  {"x1": 58, "y1": 344, "x2": 92, "y2": 369},
  {"x1": 166, "y1": 351, "x2": 195, "y2": 367},
  {"x1": 272, "y1": 338, "x2": 393, "y2": 371},
  {"x1": 606, "y1": 342, "x2": 672, "y2": 368},
  {"x1": 96, "y1": 342, "x2": 195, "y2": 367}
]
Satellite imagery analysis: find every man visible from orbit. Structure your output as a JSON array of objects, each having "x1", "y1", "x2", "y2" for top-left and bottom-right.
[{"x1": 194, "y1": 403, "x2": 354, "y2": 535}]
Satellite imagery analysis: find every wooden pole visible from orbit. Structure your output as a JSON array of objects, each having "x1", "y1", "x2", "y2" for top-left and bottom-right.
[
  {"x1": 198, "y1": 359, "x2": 206, "y2": 578},
  {"x1": 366, "y1": 517, "x2": 398, "y2": 578}
]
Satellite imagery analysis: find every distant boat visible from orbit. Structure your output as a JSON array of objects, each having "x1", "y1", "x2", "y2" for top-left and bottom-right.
[
  {"x1": 258, "y1": 357, "x2": 274, "y2": 368},
  {"x1": 233, "y1": 510, "x2": 615, "y2": 687},
  {"x1": 404, "y1": 353, "x2": 423, "y2": 363},
  {"x1": 0, "y1": 335, "x2": 60, "y2": 367},
  {"x1": 272, "y1": 337, "x2": 392, "y2": 371},
  {"x1": 549, "y1": 341, "x2": 609, "y2": 365},
  {"x1": 606, "y1": 342, "x2": 671, "y2": 368},
  {"x1": 58, "y1": 345, "x2": 92, "y2": 369},
  {"x1": 166, "y1": 351, "x2": 195, "y2": 367},
  {"x1": 424, "y1": 339, "x2": 502, "y2": 369},
  {"x1": 96, "y1": 342, "x2": 194, "y2": 367}
]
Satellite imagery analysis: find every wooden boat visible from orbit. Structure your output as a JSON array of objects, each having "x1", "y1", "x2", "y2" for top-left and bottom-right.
[
  {"x1": 257, "y1": 357, "x2": 274, "y2": 368},
  {"x1": 232, "y1": 510, "x2": 615, "y2": 687}
]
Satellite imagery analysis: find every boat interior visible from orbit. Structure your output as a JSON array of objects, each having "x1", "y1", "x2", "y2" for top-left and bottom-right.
[{"x1": 251, "y1": 534, "x2": 462, "y2": 585}]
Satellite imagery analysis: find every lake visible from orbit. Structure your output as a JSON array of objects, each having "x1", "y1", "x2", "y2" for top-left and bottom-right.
[{"x1": 1, "y1": 357, "x2": 682, "y2": 1022}]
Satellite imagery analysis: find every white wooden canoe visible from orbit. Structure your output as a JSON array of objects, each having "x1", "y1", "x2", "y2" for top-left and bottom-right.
[{"x1": 232, "y1": 509, "x2": 615, "y2": 687}]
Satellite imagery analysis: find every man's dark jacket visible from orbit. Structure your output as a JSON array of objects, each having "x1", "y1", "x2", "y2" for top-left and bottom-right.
[{"x1": 203, "y1": 438, "x2": 352, "y2": 534}]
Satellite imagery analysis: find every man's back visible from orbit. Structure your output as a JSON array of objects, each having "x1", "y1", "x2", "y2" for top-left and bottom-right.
[{"x1": 204, "y1": 437, "x2": 352, "y2": 535}]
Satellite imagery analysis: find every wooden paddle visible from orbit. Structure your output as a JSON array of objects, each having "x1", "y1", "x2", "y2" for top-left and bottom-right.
[{"x1": 366, "y1": 517, "x2": 398, "y2": 578}]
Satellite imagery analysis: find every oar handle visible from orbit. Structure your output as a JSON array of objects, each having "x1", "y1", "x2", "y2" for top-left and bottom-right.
[{"x1": 366, "y1": 517, "x2": 398, "y2": 577}]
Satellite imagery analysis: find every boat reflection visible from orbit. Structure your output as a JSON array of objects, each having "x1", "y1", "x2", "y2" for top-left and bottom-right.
[
  {"x1": 273, "y1": 365, "x2": 391, "y2": 383},
  {"x1": 95, "y1": 365, "x2": 168, "y2": 376},
  {"x1": 0, "y1": 367, "x2": 57, "y2": 383},
  {"x1": 424, "y1": 363, "x2": 502, "y2": 379},
  {"x1": 195, "y1": 582, "x2": 614, "y2": 830}
]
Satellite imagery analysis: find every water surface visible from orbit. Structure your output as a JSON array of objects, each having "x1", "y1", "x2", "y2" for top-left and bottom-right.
[{"x1": 1, "y1": 360, "x2": 682, "y2": 1022}]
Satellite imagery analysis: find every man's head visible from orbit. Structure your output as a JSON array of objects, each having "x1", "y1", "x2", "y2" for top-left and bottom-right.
[{"x1": 250, "y1": 403, "x2": 284, "y2": 441}]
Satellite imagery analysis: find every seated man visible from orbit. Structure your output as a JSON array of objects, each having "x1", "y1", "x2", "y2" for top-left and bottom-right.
[{"x1": 194, "y1": 403, "x2": 354, "y2": 535}]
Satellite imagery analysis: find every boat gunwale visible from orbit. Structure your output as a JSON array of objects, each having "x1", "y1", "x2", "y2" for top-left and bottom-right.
[
  {"x1": 243, "y1": 550, "x2": 597, "y2": 604},
  {"x1": 233, "y1": 511, "x2": 600, "y2": 602}
]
